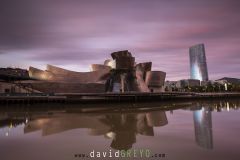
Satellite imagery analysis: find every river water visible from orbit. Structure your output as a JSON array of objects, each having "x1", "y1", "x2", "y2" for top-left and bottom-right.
[{"x1": 0, "y1": 98, "x2": 240, "y2": 160}]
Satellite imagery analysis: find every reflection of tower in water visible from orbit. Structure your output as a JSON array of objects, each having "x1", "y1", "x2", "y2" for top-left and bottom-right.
[{"x1": 193, "y1": 107, "x2": 213, "y2": 149}]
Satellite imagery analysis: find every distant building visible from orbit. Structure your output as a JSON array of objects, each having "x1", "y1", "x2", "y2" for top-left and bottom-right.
[
  {"x1": 199, "y1": 78, "x2": 240, "y2": 92},
  {"x1": 176, "y1": 79, "x2": 200, "y2": 89},
  {"x1": 200, "y1": 80, "x2": 214, "y2": 86},
  {"x1": 215, "y1": 77, "x2": 240, "y2": 85},
  {"x1": 189, "y1": 44, "x2": 209, "y2": 81},
  {"x1": 0, "y1": 68, "x2": 30, "y2": 81},
  {"x1": 164, "y1": 81, "x2": 177, "y2": 92},
  {"x1": 0, "y1": 82, "x2": 13, "y2": 93},
  {"x1": 0, "y1": 81, "x2": 37, "y2": 94}
]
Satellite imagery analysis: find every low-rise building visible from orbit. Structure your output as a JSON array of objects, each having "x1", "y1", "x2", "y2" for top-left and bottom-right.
[
  {"x1": 0, "y1": 82, "x2": 13, "y2": 93},
  {"x1": 164, "y1": 81, "x2": 177, "y2": 92},
  {"x1": 176, "y1": 79, "x2": 200, "y2": 88},
  {"x1": 0, "y1": 81, "x2": 35, "y2": 94},
  {"x1": 176, "y1": 79, "x2": 200, "y2": 91}
]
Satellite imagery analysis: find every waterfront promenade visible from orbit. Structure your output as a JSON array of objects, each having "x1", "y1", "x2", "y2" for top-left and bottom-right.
[{"x1": 0, "y1": 92, "x2": 239, "y2": 104}]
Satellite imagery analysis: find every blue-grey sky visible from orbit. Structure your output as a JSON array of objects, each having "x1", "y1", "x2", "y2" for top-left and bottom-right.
[{"x1": 0, "y1": 0, "x2": 240, "y2": 80}]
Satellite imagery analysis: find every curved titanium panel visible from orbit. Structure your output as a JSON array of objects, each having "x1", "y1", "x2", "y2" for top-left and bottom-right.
[
  {"x1": 145, "y1": 71, "x2": 166, "y2": 87},
  {"x1": 28, "y1": 67, "x2": 54, "y2": 81},
  {"x1": 46, "y1": 64, "x2": 80, "y2": 75},
  {"x1": 136, "y1": 62, "x2": 152, "y2": 73},
  {"x1": 90, "y1": 64, "x2": 111, "y2": 71},
  {"x1": 29, "y1": 65, "x2": 110, "y2": 83},
  {"x1": 104, "y1": 59, "x2": 116, "y2": 69},
  {"x1": 136, "y1": 62, "x2": 152, "y2": 81},
  {"x1": 115, "y1": 57, "x2": 135, "y2": 69},
  {"x1": 135, "y1": 69, "x2": 150, "y2": 92},
  {"x1": 111, "y1": 50, "x2": 132, "y2": 59}
]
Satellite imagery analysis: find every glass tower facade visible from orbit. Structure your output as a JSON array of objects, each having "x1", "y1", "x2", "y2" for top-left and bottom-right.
[{"x1": 189, "y1": 44, "x2": 209, "y2": 81}]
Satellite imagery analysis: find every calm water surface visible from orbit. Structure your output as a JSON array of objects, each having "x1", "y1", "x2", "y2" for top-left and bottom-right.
[{"x1": 0, "y1": 99, "x2": 240, "y2": 160}]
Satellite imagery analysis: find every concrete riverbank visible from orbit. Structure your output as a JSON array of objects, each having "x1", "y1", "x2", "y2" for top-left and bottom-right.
[{"x1": 0, "y1": 92, "x2": 239, "y2": 105}]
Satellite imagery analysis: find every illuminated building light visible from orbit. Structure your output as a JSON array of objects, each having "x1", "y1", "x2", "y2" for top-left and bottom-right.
[
  {"x1": 227, "y1": 102, "x2": 230, "y2": 111},
  {"x1": 224, "y1": 83, "x2": 228, "y2": 91},
  {"x1": 106, "y1": 132, "x2": 116, "y2": 139}
]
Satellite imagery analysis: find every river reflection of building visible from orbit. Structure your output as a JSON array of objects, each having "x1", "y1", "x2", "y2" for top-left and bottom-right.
[
  {"x1": 193, "y1": 107, "x2": 213, "y2": 149},
  {"x1": 0, "y1": 100, "x2": 239, "y2": 150},
  {"x1": 188, "y1": 99, "x2": 239, "y2": 149},
  {"x1": 23, "y1": 111, "x2": 168, "y2": 150}
]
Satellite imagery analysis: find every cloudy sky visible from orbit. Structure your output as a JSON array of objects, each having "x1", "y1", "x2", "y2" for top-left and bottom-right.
[{"x1": 0, "y1": 0, "x2": 240, "y2": 80}]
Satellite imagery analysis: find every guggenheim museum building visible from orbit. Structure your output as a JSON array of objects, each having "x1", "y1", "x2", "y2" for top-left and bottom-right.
[{"x1": 21, "y1": 50, "x2": 167, "y2": 93}]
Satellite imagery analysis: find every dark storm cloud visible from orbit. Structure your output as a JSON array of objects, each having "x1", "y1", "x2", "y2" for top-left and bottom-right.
[{"x1": 0, "y1": 0, "x2": 239, "y2": 79}]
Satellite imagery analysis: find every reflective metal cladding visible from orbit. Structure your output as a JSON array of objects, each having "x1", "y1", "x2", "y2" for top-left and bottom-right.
[{"x1": 189, "y1": 44, "x2": 209, "y2": 81}]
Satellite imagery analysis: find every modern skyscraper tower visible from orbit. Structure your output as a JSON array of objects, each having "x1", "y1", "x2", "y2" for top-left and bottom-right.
[
  {"x1": 189, "y1": 44, "x2": 209, "y2": 81},
  {"x1": 190, "y1": 44, "x2": 212, "y2": 149}
]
